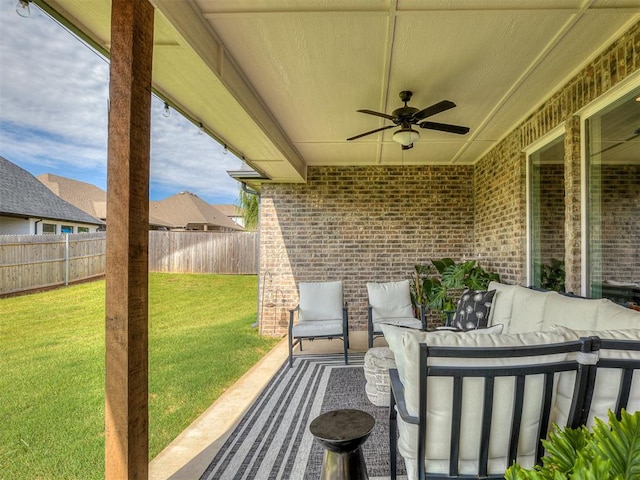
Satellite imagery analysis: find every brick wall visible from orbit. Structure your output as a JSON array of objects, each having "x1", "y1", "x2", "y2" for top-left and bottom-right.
[
  {"x1": 472, "y1": 21, "x2": 638, "y2": 293},
  {"x1": 473, "y1": 135, "x2": 526, "y2": 285},
  {"x1": 259, "y1": 166, "x2": 474, "y2": 335},
  {"x1": 538, "y1": 164, "x2": 566, "y2": 265},
  {"x1": 259, "y1": 21, "x2": 639, "y2": 336}
]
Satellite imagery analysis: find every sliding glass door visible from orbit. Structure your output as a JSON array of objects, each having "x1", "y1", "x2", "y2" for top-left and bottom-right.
[{"x1": 586, "y1": 89, "x2": 640, "y2": 305}]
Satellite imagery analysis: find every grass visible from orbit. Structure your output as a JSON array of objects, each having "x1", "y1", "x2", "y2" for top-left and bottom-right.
[{"x1": 0, "y1": 273, "x2": 280, "y2": 479}]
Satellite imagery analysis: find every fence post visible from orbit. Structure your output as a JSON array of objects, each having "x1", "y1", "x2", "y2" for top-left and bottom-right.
[{"x1": 65, "y1": 233, "x2": 69, "y2": 286}]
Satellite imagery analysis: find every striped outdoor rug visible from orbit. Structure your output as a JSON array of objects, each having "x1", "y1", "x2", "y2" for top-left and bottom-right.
[{"x1": 199, "y1": 353, "x2": 407, "y2": 480}]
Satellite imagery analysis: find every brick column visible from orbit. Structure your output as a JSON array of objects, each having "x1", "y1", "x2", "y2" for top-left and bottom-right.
[{"x1": 564, "y1": 115, "x2": 582, "y2": 295}]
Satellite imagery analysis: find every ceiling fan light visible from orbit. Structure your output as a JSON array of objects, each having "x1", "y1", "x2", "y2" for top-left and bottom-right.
[{"x1": 393, "y1": 128, "x2": 419, "y2": 146}]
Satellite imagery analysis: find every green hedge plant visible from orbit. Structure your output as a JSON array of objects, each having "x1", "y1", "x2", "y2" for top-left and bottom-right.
[{"x1": 505, "y1": 410, "x2": 640, "y2": 480}]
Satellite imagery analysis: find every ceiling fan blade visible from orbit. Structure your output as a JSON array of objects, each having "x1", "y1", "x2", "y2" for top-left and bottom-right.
[
  {"x1": 419, "y1": 121, "x2": 470, "y2": 135},
  {"x1": 357, "y1": 109, "x2": 396, "y2": 121},
  {"x1": 347, "y1": 125, "x2": 395, "y2": 141},
  {"x1": 413, "y1": 100, "x2": 456, "y2": 121}
]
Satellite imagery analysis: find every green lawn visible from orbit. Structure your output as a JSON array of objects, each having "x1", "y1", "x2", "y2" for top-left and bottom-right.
[{"x1": 0, "y1": 274, "x2": 280, "y2": 479}]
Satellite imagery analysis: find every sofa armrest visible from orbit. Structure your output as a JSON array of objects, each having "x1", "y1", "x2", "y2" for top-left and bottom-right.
[
  {"x1": 389, "y1": 368, "x2": 418, "y2": 425},
  {"x1": 389, "y1": 366, "x2": 417, "y2": 480}
]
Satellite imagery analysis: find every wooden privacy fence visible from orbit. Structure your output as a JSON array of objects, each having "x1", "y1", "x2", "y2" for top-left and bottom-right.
[
  {"x1": 0, "y1": 232, "x2": 106, "y2": 295},
  {"x1": 148, "y1": 231, "x2": 258, "y2": 274},
  {"x1": 0, "y1": 231, "x2": 258, "y2": 295}
]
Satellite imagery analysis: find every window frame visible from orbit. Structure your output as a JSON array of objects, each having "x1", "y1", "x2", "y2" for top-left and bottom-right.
[{"x1": 524, "y1": 125, "x2": 565, "y2": 287}]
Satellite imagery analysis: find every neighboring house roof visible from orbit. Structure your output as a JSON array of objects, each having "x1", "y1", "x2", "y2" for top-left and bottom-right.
[
  {"x1": 37, "y1": 173, "x2": 107, "y2": 220},
  {"x1": 35, "y1": 172, "x2": 237, "y2": 229},
  {"x1": 150, "y1": 191, "x2": 243, "y2": 231},
  {"x1": 214, "y1": 204, "x2": 243, "y2": 218},
  {"x1": 0, "y1": 156, "x2": 103, "y2": 226},
  {"x1": 148, "y1": 213, "x2": 175, "y2": 228}
]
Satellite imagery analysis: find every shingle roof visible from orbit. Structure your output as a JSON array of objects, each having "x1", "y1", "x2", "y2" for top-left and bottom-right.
[
  {"x1": 37, "y1": 173, "x2": 107, "y2": 220},
  {"x1": 214, "y1": 204, "x2": 243, "y2": 218},
  {"x1": 150, "y1": 191, "x2": 243, "y2": 231},
  {"x1": 0, "y1": 156, "x2": 104, "y2": 225}
]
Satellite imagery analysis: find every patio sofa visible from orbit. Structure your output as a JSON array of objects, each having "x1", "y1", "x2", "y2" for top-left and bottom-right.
[{"x1": 368, "y1": 281, "x2": 640, "y2": 480}]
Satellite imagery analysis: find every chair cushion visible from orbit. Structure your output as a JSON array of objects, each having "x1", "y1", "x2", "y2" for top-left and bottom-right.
[
  {"x1": 298, "y1": 280, "x2": 343, "y2": 322},
  {"x1": 292, "y1": 319, "x2": 344, "y2": 338},
  {"x1": 451, "y1": 288, "x2": 496, "y2": 330},
  {"x1": 367, "y1": 280, "x2": 414, "y2": 323}
]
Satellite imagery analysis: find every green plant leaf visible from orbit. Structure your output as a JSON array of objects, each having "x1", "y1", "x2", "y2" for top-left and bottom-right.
[
  {"x1": 431, "y1": 257, "x2": 455, "y2": 275},
  {"x1": 506, "y1": 411, "x2": 640, "y2": 480},
  {"x1": 570, "y1": 454, "x2": 614, "y2": 480},
  {"x1": 538, "y1": 424, "x2": 591, "y2": 476},
  {"x1": 590, "y1": 410, "x2": 640, "y2": 479}
]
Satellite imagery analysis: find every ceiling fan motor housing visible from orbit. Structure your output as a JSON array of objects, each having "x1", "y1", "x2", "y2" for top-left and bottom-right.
[{"x1": 399, "y1": 90, "x2": 413, "y2": 103}]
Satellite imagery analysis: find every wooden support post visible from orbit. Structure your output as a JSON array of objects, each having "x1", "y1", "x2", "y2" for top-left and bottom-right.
[{"x1": 105, "y1": 1, "x2": 154, "y2": 479}]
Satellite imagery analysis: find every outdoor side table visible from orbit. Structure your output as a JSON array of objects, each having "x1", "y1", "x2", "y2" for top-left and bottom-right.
[{"x1": 309, "y1": 408, "x2": 375, "y2": 480}]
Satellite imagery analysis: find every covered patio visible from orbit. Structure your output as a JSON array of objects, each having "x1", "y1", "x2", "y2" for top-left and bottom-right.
[{"x1": 23, "y1": 0, "x2": 640, "y2": 478}]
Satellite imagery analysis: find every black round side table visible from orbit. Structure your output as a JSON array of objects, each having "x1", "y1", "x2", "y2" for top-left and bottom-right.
[{"x1": 309, "y1": 408, "x2": 375, "y2": 480}]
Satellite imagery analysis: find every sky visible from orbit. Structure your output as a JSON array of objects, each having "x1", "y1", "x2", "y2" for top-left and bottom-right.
[{"x1": 0, "y1": 0, "x2": 244, "y2": 205}]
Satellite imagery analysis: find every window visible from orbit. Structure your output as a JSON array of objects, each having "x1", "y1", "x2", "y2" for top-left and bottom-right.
[
  {"x1": 528, "y1": 136, "x2": 566, "y2": 291},
  {"x1": 77, "y1": 227, "x2": 89, "y2": 233},
  {"x1": 42, "y1": 223, "x2": 56, "y2": 234},
  {"x1": 586, "y1": 88, "x2": 640, "y2": 304},
  {"x1": 61, "y1": 225, "x2": 73, "y2": 234}
]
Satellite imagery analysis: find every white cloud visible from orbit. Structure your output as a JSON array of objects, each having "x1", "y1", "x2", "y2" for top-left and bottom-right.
[{"x1": 0, "y1": 0, "x2": 243, "y2": 205}]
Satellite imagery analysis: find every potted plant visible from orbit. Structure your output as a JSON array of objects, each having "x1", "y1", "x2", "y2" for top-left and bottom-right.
[
  {"x1": 540, "y1": 257, "x2": 565, "y2": 292},
  {"x1": 504, "y1": 409, "x2": 640, "y2": 479},
  {"x1": 410, "y1": 258, "x2": 500, "y2": 319}
]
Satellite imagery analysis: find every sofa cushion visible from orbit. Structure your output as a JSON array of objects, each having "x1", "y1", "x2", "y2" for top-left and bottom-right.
[
  {"x1": 380, "y1": 323, "x2": 443, "y2": 385},
  {"x1": 487, "y1": 281, "x2": 640, "y2": 334},
  {"x1": 551, "y1": 325, "x2": 640, "y2": 427},
  {"x1": 541, "y1": 293, "x2": 604, "y2": 331},
  {"x1": 594, "y1": 299, "x2": 640, "y2": 330},
  {"x1": 487, "y1": 281, "x2": 516, "y2": 327},
  {"x1": 380, "y1": 323, "x2": 504, "y2": 385},
  {"x1": 372, "y1": 317, "x2": 422, "y2": 334},
  {"x1": 367, "y1": 280, "x2": 415, "y2": 323},
  {"x1": 506, "y1": 286, "x2": 549, "y2": 333},
  {"x1": 398, "y1": 329, "x2": 570, "y2": 475},
  {"x1": 451, "y1": 288, "x2": 496, "y2": 330},
  {"x1": 298, "y1": 280, "x2": 343, "y2": 322}
]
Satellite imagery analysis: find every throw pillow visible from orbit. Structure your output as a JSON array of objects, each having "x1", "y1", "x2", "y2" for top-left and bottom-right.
[{"x1": 452, "y1": 288, "x2": 496, "y2": 330}]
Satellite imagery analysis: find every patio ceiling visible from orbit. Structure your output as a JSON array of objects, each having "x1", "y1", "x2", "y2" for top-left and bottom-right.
[{"x1": 40, "y1": 0, "x2": 640, "y2": 188}]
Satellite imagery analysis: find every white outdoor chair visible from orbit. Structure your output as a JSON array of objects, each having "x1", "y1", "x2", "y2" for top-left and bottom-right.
[
  {"x1": 367, "y1": 279, "x2": 426, "y2": 348},
  {"x1": 288, "y1": 280, "x2": 349, "y2": 367}
]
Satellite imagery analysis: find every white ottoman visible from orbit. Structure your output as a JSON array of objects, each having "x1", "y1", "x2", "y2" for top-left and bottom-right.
[{"x1": 363, "y1": 347, "x2": 397, "y2": 407}]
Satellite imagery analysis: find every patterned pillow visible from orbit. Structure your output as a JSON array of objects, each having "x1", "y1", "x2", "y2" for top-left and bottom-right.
[{"x1": 452, "y1": 289, "x2": 496, "y2": 331}]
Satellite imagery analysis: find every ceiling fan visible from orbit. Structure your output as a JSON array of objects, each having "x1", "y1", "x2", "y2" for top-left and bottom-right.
[{"x1": 347, "y1": 90, "x2": 470, "y2": 150}]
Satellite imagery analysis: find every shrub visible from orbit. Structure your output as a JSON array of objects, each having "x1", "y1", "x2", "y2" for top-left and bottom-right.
[{"x1": 505, "y1": 410, "x2": 640, "y2": 479}]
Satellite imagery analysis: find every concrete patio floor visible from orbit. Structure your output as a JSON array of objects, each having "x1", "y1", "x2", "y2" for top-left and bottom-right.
[{"x1": 149, "y1": 330, "x2": 375, "y2": 480}]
